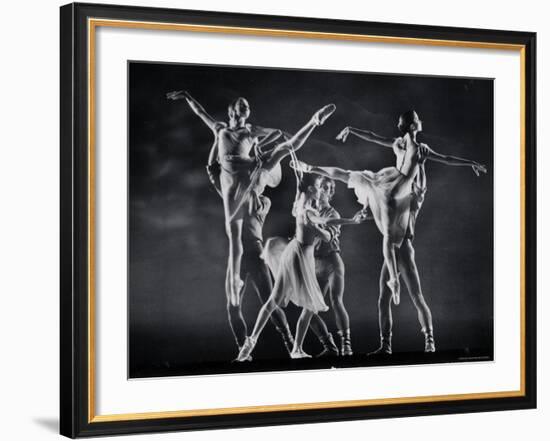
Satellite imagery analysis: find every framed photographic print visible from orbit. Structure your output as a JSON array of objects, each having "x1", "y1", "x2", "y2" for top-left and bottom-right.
[{"x1": 60, "y1": 2, "x2": 537, "y2": 438}]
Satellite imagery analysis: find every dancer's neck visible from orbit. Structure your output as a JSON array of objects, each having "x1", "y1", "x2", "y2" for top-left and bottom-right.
[{"x1": 229, "y1": 117, "x2": 247, "y2": 129}]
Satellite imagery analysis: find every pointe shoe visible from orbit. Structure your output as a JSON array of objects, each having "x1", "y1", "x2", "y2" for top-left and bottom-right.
[
  {"x1": 312, "y1": 104, "x2": 336, "y2": 126},
  {"x1": 290, "y1": 348, "x2": 312, "y2": 359},
  {"x1": 387, "y1": 277, "x2": 400, "y2": 305},
  {"x1": 236, "y1": 336, "x2": 257, "y2": 362}
]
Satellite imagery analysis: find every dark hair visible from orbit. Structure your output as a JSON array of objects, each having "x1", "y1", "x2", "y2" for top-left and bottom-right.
[
  {"x1": 397, "y1": 110, "x2": 418, "y2": 134},
  {"x1": 228, "y1": 97, "x2": 248, "y2": 115},
  {"x1": 315, "y1": 175, "x2": 335, "y2": 200},
  {"x1": 298, "y1": 178, "x2": 310, "y2": 194}
]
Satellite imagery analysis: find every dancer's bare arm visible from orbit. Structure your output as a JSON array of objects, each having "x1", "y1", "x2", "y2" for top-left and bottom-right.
[
  {"x1": 166, "y1": 90, "x2": 223, "y2": 132},
  {"x1": 206, "y1": 143, "x2": 222, "y2": 196},
  {"x1": 299, "y1": 162, "x2": 352, "y2": 185},
  {"x1": 311, "y1": 209, "x2": 369, "y2": 227},
  {"x1": 424, "y1": 144, "x2": 487, "y2": 176},
  {"x1": 336, "y1": 126, "x2": 396, "y2": 148},
  {"x1": 305, "y1": 211, "x2": 332, "y2": 242}
]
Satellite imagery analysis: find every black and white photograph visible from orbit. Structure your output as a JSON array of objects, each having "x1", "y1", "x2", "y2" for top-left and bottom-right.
[{"x1": 128, "y1": 61, "x2": 493, "y2": 378}]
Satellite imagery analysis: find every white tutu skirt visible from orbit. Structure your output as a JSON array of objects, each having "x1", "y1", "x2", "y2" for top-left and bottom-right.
[
  {"x1": 348, "y1": 167, "x2": 413, "y2": 245},
  {"x1": 262, "y1": 237, "x2": 329, "y2": 313},
  {"x1": 220, "y1": 156, "x2": 282, "y2": 221}
]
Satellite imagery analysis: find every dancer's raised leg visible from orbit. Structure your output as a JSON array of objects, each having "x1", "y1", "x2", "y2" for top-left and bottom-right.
[
  {"x1": 236, "y1": 280, "x2": 286, "y2": 361},
  {"x1": 262, "y1": 104, "x2": 336, "y2": 171}
]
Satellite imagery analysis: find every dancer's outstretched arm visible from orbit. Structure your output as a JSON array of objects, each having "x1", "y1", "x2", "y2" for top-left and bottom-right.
[
  {"x1": 291, "y1": 160, "x2": 352, "y2": 185},
  {"x1": 166, "y1": 90, "x2": 222, "y2": 132},
  {"x1": 336, "y1": 126, "x2": 395, "y2": 148},
  {"x1": 310, "y1": 209, "x2": 369, "y2": 227},
  {"x1": 305, "y1": 210, "x2": 332, "y2": 242},
  {"x1": 424, "y1": 145, "x2": 487, "y2": 176}
]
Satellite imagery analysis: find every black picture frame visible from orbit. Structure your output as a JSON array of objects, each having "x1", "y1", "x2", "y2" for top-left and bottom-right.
[{"x1": 60, "y1": 2, "x2": 537, "y2": 438}]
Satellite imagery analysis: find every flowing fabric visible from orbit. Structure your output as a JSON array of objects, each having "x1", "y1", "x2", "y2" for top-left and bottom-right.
[
  {"x1": 347, "y1": 166, "x2": 413, "y2": 245},
  {"x1": 262, "y1": 237, "x2": 329, "y2": 313},
  {"x1": 219, "y1": 155, "x2": 281, "y2": 221}
]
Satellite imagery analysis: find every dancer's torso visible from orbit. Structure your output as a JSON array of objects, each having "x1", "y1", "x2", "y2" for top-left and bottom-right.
[
  {"x1": 295, "y1": 206, "x2": 321, "y2": 247},
  {"x1": 217, "y1": 125, "x2": 255, "y2": 160},
  {"x1": 314, "y1": 205, "x2": 341, "y2": 257},
  {"x1": 393, "y1": 134, "x2": 420, "y2": 179},
  {"x1": 242, "y1": 195, "x2": 271, "y2": 246}
]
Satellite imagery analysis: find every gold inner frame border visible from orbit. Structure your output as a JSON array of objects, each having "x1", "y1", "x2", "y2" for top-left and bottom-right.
[{"x1": 86, "y1": 17, "x2": 527, "y2": 423}]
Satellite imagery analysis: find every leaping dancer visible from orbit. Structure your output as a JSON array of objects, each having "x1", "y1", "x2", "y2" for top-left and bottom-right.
[
  {"x1": 167, "y1": 90, "x2": 335, "y2": 357},
  {"x1": 293, "y1": 110, "x2": 487, "y2": 353}
]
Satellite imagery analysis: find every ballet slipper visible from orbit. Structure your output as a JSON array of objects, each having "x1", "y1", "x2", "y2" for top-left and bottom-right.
[
  {"x1": 424, "y1": 332, "x2": 436, "y2": 353},
  {"x1": 236, "y1": 336, "x2": 257, "y2": 362},
  {"x1": 311, "y1": 104, "x2": 336, "y2": 126},
  {"x1": 290, "y1": 348, "x2": 312, "y2": 359},
  {"x1": 387, "y1": 276, "x2": 400, "y2": 305},
  {"x1": 367, "y1": 345, "x2": 392, "y2": 356}
]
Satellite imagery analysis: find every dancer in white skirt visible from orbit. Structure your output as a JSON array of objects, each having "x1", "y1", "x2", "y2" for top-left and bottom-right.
[{"x1": 294, "y1": 110, "x2": 487, "y2": 353}]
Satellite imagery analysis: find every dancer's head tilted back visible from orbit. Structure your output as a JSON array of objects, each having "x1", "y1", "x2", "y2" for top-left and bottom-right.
[
  {"x1": 398, "y1": 110, "x2": 423, "y2": 135},
  {"x1": 228, "y1": 97, "x2": 251, "y2": 121},
  {"x1": 314, "y1": 176, "x2": 335, "y2": 205}
]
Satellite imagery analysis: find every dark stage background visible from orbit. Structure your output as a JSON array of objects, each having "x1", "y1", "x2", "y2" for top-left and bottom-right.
[{"x1": 128, "y1": 62, "x2": 493, "y2": 378}]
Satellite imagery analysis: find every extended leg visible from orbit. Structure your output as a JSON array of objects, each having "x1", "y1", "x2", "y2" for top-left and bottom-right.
[
  {"x1": 398, "y1": 240, "x2": 435, "y2": 352},
  {"x1": 236, "y1": 279, "x2": 286, "y2": 361},
  {"x1": 292, "y1": 308, "x2": 315, "y2": 359},
  {"x1": 382, "y1": 235, "x2": 401, "y2": 305},
  {"x1": 369, "y1": 263, "x2": 393, "y2": 355},
  {"x1": 226, "y1": 265, "x2": 248, "y2": 348},
  {"x1": 249, "y1": 259, "x2": 294, "y2": 354},
  {"x1": 263, "y1": 104, "x2": 336, "y2": 171},
  {"x1": 225, "y1": 218, "x2": 244, "y2": 306}
]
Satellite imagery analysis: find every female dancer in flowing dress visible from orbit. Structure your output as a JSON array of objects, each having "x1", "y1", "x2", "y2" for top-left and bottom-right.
[
  {"x1": 294, "y1": 110, "x2": 486, "y2": 353},
  {"x1": 334, "y1": 111, "x2": 486, "y2": 353},
  {"x1": 237, "y1": 156, "x2": 367, "y2": 361},
  {"x1": 293, "y1": 110, "x2": 487, "y2": 306}
]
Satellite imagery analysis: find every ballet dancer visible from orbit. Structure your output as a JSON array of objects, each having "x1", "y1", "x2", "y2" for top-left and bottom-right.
[
  {"x1": 294, "y1": 110, "x2": 486, "y2": 353},
  {"x1": 309, "y1": 176, "x2": 365, "y2": 357}
]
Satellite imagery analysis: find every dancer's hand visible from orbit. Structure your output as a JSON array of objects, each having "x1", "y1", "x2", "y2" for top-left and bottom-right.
[
  {"x1": 352, "y1": 209, "x2": 371, "y2": 223},
  {"x1": 471, "y1": 161, "x2": 487, "y2": 176},
  {"x1": 336, "y1": 127, "x2": 351, "y2": 143},
  {"x1": 290, "y1": 159, "x2": 312, "y2": 174},
  {"x1": 166, "y1": 90, "x2": 190, "y2": 100}
]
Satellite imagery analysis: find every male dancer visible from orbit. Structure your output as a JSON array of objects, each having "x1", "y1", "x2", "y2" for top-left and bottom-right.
[
  {"x1": 166, "y1": 91, "x2": 294, "y2": 353},
  {"x1": 309, "y1": 176, "x2": 363, "y2": 356}
]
